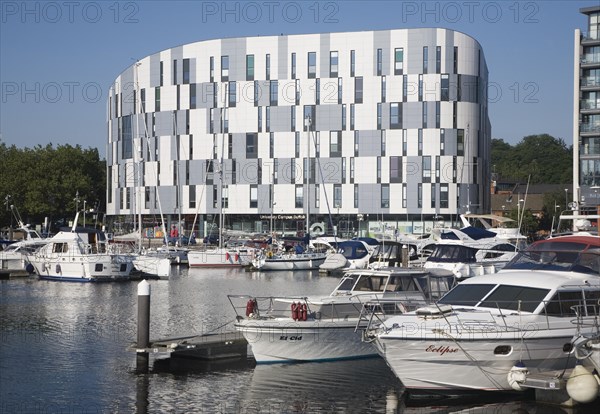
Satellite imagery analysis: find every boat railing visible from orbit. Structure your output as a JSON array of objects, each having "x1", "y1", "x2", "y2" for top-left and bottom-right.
[{"x1": 571, "y1": 302, "x2": 600, "y2": 334}]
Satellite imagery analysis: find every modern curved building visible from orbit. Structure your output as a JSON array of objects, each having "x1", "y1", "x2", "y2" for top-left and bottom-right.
[{"x1": 106, "y1": 28, "x2": 490, "y2": 237}]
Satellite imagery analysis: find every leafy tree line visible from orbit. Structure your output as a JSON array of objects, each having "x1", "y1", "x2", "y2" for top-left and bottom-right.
[
  {"x1": 491, "y1": 134, "x2": 572, "y2": 184},
  {"x1": 0, "y1": 142, "x2": 105, "y2": 231}
]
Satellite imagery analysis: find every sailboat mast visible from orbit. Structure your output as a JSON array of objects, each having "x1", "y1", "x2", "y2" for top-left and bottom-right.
[
  {"x1": 134, "y1": 61, "x2": 143, "y2": 250},
  {"x1": 306, "y1": 116, "x2": 310, "y2": 236}
]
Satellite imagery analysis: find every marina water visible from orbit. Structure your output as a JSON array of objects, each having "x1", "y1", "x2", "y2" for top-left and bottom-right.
[{"x1": 0, "y1": 267, "x2": 580, "y2": 413}]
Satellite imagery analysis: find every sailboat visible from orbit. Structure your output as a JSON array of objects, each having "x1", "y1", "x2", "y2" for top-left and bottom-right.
[
  {"x1": 188, "y1": 83, "x2": 243, "y2": 268},
  {"x1": 251, "y1": 116, "x2": 329, "y2": 271},
  {"x1": 126, "y1": 60, "x2": 172, "y2": 279}
]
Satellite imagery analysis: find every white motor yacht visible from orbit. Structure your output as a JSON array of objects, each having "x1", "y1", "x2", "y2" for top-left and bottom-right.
[
  {"x1": 367, "y1": 234, "x2": 600, "y2": 393},
  {"x1": 231, "y1": 267, "x2": 456, "y2": 363}
]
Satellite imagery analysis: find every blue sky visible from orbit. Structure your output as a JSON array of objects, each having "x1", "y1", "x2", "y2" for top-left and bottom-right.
[{"x1": 0, "y1": 0, "x2": 593, "y2": 158}]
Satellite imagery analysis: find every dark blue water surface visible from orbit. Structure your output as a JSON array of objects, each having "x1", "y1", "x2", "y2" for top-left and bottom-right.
[{"x1": 0, "y1": 267, "x2": 586, "y2": 413}]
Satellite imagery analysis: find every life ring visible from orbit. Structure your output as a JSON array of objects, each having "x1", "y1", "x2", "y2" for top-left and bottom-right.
[
  {"x1": 310, "y1": 222, "x2": 325, "y2": 235},
  {"x1": 300, "y1": 303, "x2": 308, "y2": 321}
]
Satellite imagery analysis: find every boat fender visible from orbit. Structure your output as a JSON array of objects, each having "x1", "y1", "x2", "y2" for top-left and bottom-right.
[
  {"x1": 235, "y1": 253, "x2": 240, "y2": 262},
  {"x1": 245, "y1": 299, "x2": 254, "y2": 317},
  {"x1": 56, "y1": 264, "x2": 62, "y2": 274},
  {"x1": 291, "y1": 302, "x2": 299, "y2": 321},
  {"x1": 567, "y1": 362, "x2": 599, "y2": 404},
  {"x1": 300, "y1": 303, "x2": 308, "y2": 321},
  {"x1": 267, "y1": 250, "x2": 273, "y2": 258},
  {"x1": 225, "y1": 252, "x2": 230, "y2": 261},
  {"x1": 507, "y1": 361, "x2": 529, "y2": 391},
  {"x1": 26, "y1": 263, "x2": 35, "y2": 274}
]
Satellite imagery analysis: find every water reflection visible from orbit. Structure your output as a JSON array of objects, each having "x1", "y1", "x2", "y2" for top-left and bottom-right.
[{"x1": 3, "y1": 269, "x2": 596, "y2": 413}]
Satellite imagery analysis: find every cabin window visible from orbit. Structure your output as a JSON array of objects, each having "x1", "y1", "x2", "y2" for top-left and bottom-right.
[
  {"x1": 543, "y1": 291, "x2": 584, "y2": 317},
  {"x1": 52, "y1": 243, "x2": 68, "y2": 253},
  {"x1": 478, "y1": 285, "x2": 549, "y2": 313}
]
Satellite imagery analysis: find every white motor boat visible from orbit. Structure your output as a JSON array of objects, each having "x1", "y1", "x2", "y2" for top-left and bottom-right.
[
  {"x1": 367, "y1": 234, "x2": 600, "y2": 393},
  {"x1": 320, "y1": 238, "x2": 379, "y2": 273},
  {"x1": 27, "y1": 214, "x2": 133, "y2": 282},
  {"x1": 0, "y1": 225, "x2": 47, "y2": 273},
  {"x1": 231, "y1": 267, "x2": 456, "y2": 363}
]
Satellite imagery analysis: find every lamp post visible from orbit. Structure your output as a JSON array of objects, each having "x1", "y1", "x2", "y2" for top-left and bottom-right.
[{"x1": 565, "y1": 188, "x2": 569, "y2": 210}]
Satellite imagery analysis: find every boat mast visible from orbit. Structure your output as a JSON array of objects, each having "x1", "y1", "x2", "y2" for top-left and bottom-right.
[
  {"x1": 134, "y1": 61, "x2": 143, "y2": 251},
  {"x1": 305, "y1": 115, "x2": 311, "y2": 237}
]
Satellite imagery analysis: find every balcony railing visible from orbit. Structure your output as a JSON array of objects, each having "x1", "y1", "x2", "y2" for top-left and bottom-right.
[
  {"x1": 580, "y1": 99, "x2": 600, "y2": 110},
  {"x1": 581, "y1": 77, "x2": 600, "y2": 87},
  {"x1": 581, "y1": 31, "x2": 600, "y2": 41},
  {"x1": 580, "y1": 122, "x2": 600, "y2": 133},
  {"x1": 581, "y1": 55, "x2": 600, "y2": 64}
]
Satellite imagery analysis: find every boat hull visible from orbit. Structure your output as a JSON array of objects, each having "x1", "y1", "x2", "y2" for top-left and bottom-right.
[
  {"x1": 30, "y1": 257, "x2": 132, "y2": 282},
  {"x1": 374, "y1": 330, "x2": 579, "y2": 391},
  {"x1": 188, "y1": 248, "x2": 243, "y2": 267},
  {"x1": 252, "y1": 253, "x2": 327, "y2": 271},
  {"x1": 235, "y1": 318, "x2": 376, "y2": 363}
]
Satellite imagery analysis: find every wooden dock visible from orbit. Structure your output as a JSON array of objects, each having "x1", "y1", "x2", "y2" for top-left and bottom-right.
[{"x1": 131, "y1": 331, "x2": 248, "y2": 360}]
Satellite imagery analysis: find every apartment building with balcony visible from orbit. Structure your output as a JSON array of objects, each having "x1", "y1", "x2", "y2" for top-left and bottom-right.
[{"x1": 574, "y1": 6, "x2": 600, "y2": 212}]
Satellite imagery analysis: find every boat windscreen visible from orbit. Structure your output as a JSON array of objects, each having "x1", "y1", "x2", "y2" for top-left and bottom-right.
[
  {"x1": 478, "y1": 285, "x2": 550, "y2": 313},
  {"x1": 438, "y1": 284, "x2": 496, "y2": 307}
]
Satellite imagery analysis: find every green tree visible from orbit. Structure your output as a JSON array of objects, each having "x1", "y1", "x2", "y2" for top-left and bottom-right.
[
  {"x1": 491, "y1": 134, "x2": 572, "y2": 184},
  {"x1": 0, "y1": 141, "x2": 105, "y2": 231}
]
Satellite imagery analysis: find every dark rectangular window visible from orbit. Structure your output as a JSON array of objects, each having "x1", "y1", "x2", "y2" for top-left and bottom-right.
[
  {"x1": 330, "y1": 51, "x2": 338, "y2": 77},
  {"x1": 435, "y1": 101, "x2": 440, "y2": 128},
  {"x1": 422, "y1": 102, "x2": 428, "y2": 128},
  {"x1": 457, "y1": 129, "x2": 464, "y2": 156},
  {"x1": 354, "y1": 184, "x2": 358, "y2": 208},
  {"x1": 254, "y1": 81, "x2": 259, "y2": 106},
  {"x1": 402, "y1": 75, "x2": 407, "y2": 102},
  {"x1": 354, "y1": 77, "x2": 363, "y2": 103},
  {"x1": 209, "y1": 56, "x2": 214, "y2": 82},
  {"x1": 376, "y1": 48, "x2": 382, "y2": 76},
  {"x1": 265, "y1": 106, "x2": 270, "y2": 132},
  {"x1": 330, "y1": 131, "x2": 342, "y2": 157},
  {"x1": 270, "y1": 80, "x2": 278, "y2": 106},
  {"x1": 436, "y1": 46, "x2": 441, "y2": 73},
  {"x1": 265, "y1": 54, "x2": 271, "y2": 79},
  {"x1": 291, "y1": 52, "x2": 296, "y2": 79},
  {"x1": 441, "y1": 74, "x2": 449, "y2": 101},
  {"x1": 258, "y1": 107, "x2": 262, "y2": 132},
  {"x1": 338, "y1": 78, "x2": 343, "y2": 104},
  {"x1": 440, "y1": 183, "x2": 449, "y2": 208},
  {"x1": 246, "y1": 133, "x2": 258, "y2": 158},
  {"x1": 423, "y1": 46, "x2": 428, "y2": 73},
  {"x1": 423, "y1": 156, "x2": 431, "y2": 182},
  {"x1": 159, "y1": 61, "x2": 164, "y2": 86},
  {"x1": 291, "y1": 106, "x2": 296, "y2": 131},
  {"x1": 303, "y1": 105, "x2": 316, "y2": 131},
  {"x1": 350, "y1": 50, "x2": 356, "y2": 77},
  {"x1": 190, "y1": 84, "x2": 196, "y2": 109},
  {"x1": 394, "y1": 48, "x2": 403, "y2": 75},
  {"x1": 315, "y1": 79, "x2": 320, "y2": 105},
  {"x1": 342, "y1": 104, "x2": 347, "y2": 130},
  {"x1": 183, "y1": 58, "x2": 190, "y2": 84},
  {"x1": 228, "y1": 81, "x2": 236, "y2": 107},
  {"x1": 333, "y1": 184, "x2": 342, "y2": 208},
  {"x1": 154, "y1": 87, "x2": 160, "y2": 111},
  {"x1": 453, "y1": 46, "x2": 458, "y2": 74},
  {"x1": 221, "y1": 55, "x2": 229, "y2": 81},
  {"x1": 431, "y1": 184, "x2": 436, "y2": 208},
  {"x1": 173, "y1": 59, "x2": 178, "y2": 85},
  {"x1": 390, "y1": 102, "x2": 401, "y2": 129},
  {"x1": 295, "y1": 185, "x2": 303, "y2": 208},
  {"x1": 308, "y1": 52, "x2": 316, "y2": 78},
  {"x1": 377, "y1": 103, "x2": 382, "y2": 130},
  {"x1": 246, "y1": 54, "x2": 254, "y2": 81},
  {"x1": 390, "y1": 156, "x2": 402, "y2": 183},
  {"x1": 350, "y1": 104, "x2": 355, "y2": 130},
  {"x1": 381, "y1": 76, "x2": 386, "y2": 103},
  {"x1": 381, "y1": 184, "x2": 389, "y2": 208}
]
